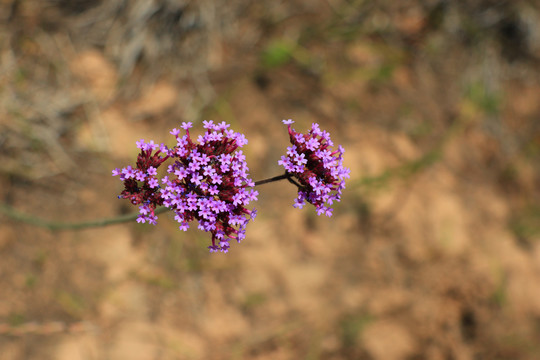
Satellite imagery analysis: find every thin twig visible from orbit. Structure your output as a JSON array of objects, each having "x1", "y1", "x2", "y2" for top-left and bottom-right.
[
  {"x1": 254, "y1": 173, "x2": 289, "y2": 186},
  {"x1": 285, "y1": 175, "x2": 303, "y2": 189},
  {"x1": 0, "y1": 203, "x2": 169, "y2": 231}
]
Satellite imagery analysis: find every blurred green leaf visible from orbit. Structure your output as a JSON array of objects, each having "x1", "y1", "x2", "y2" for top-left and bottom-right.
[
  {"x1": 340, "y1": 312, "x2": 373, "y2": 348},
  {"x1": 8, "y1": 313, "x2": 26, "y2": 327},
  {"x1": 464, "y1": 81, "x2": 501, "y2": 116},
  {"x1": 56, "y1": 291, "x2": 86, "y2": 318},
  {"x1": 261, "y1": 40, "x2": 296, "y2": 68},
  {"x1": 509, "y1": 205, "x2": 540, "y2": 242}
]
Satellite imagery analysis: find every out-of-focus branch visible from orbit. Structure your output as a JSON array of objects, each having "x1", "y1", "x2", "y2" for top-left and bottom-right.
[{"x1": 0, "y1": 203, "x2": 169, "y2": 231}]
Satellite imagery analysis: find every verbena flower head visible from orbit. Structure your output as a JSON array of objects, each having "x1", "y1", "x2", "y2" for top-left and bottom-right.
[
  {"x1": 278, "y1": 119, "x2": 350, "y2": 216},
  {"x1": 113, "y1": 121, "x2": 258, "y2": 253}
]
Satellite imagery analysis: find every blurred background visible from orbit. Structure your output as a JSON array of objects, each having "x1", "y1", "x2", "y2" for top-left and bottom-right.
[{"x1": 1, "y1": 0, "x2": 540, "y2": 359}]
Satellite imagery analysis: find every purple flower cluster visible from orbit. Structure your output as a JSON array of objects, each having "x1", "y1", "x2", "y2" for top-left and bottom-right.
[
  {"x1": 113, "y1": 121, "x2": 258, "y2": 253},
  {"x1": 278, "y1": 119, "x2": 350, "y2": 216},
  {"x1": 114, "y1": 118, "x2": 350, "y2": 253}
]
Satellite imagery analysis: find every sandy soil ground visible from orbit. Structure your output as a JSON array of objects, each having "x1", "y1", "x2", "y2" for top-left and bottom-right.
[{"x1": 1, "y1": 1, "x2": 540, "y2": 359}]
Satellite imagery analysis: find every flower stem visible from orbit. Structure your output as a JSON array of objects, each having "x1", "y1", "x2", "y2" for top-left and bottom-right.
[
  {"x1": 254, "y1": 172, "x2": 303, "y2": 189},
  {"x1": 254, "y1": 173, "x2": 290, "y2": 186},
  {"x1": 0, "y1": 172, "x2": 300, "y2": 230},
  {"x1": 0, "y1": 203, "x2": 169, "y2": 231}
]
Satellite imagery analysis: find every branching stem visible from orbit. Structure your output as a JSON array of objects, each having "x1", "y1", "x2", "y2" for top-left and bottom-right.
[
  {"x1": 254, "y1": 173, "x2": 289, "y2": 186},
  {"x1": 0, "y1": 173, "x2": 302, "y2": 231},
  {"x1": 254, "y1": 172, "x2": 302, "y2": 189}
]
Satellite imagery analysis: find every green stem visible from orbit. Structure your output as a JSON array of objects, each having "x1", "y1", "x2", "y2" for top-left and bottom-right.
[
  {"x1": 0, "y1": 172, "x2": 297, "y2": 231},
  {"x1": 0, "y1": 203, "x2": 168, "y2": 231}
]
